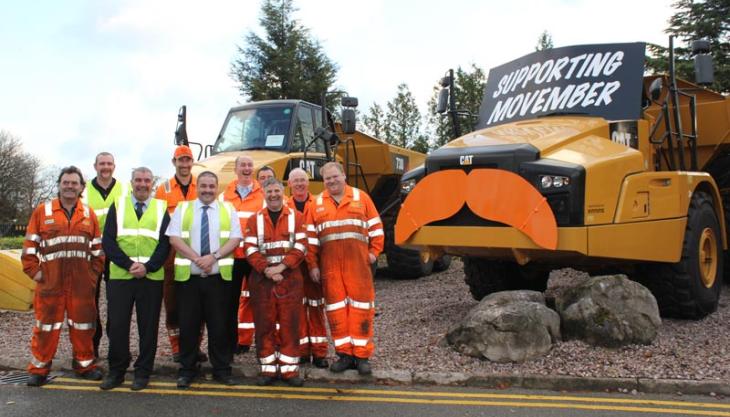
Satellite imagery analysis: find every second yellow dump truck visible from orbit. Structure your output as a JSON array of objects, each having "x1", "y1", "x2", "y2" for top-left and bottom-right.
[
  {"x1": 396, "y1": 39, "x2": 730, "y2": 319},
  {"x1": 178, "y1": 97, "x2": 449, "y2": 278}
]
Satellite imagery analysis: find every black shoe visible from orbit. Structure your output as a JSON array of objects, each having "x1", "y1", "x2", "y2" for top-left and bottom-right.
[
  {"x1": 329, "y1": 354, "x2": 356, "y2": 373},
  {"x1": 197, "y1": 351, "x2": 208, "y2": 363},
  {"x1": 235, "y1": 345, "x2": 250, "y2": 355},
  {"x1": 172, "y1": 353, "x2": 181, "y2": 363},
  {"x1": 79, "y1": 368, "x2": 104, "y2": 381},
  {"x1": 177, "y1": 375, "x2": 194, "y2": 389},
  {"x1": 213, "y1": 375, "x2": 238, "y2": 386},
  {"x1": 299, "y1": 356, "x2": 309, "y2": 365},
  {"x1": 312, "y1": 357, "x2": 329, "y2": 369},
  {"x1": 131, "y1": 376, "x2": 149, "y2": 391},
  {"x1": 256, "y1": 375, "x2": 276, "y2": 386},
  {"x1": 285, "y1": 376, "x2": 304, "y2": 387},
  {"x1": 26, "y1": 374, "x2": 46, "y2": 387},
  {"x1": 356, "y1": 358, "x2": 372, "y2": 375},
  {"x1": 99, "y1": 374, "x2": 124, "y2": 390}
]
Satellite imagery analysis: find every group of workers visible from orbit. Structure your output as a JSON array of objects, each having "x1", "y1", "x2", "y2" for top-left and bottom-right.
[{"x1": 20, "y1": 145, "x2": 384, "y2": 390}]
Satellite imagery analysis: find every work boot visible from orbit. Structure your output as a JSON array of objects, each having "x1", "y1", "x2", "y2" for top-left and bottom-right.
[
  {"x1": 356, "y1": 358, "x2": 372, "y2": 376},
  {"x1": 26, "y1": 374, "x2": 47, "y2": 387},
  {"x1": 79, "y1": 368, "x2": 104, "y2": 381},
  {"x1": 256, "y1": 375, "x2": 276, "y2": 386},
  {"x1": 285, "y1": 376, "x2": 304, "y2": 387},
  {"x1": 329, "y1": 354, "x2": 356, "y2": 373},
  {"x1": 197, "y1": 351, "x2": 208, "y2": 363},
  {"x1": 100, "y1": 373, "x2": 124, "y2": 390},
  {"x1": 312, "y1": 357, "x2": 329, "y2": 369},
  {"x1": 131, "y1": 376, "x2": 149, "y2": 391}
]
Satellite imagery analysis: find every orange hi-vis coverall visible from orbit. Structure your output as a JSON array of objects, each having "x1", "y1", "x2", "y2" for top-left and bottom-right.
[
  {"x1": 155, "y1": 175, "x2": 197, "y2": 355},
  {"x1": 286, "y1": 194, "x2": 328, "y2": 359},
  {"x1": 218, "y1": 179, "x2": 265, "y2": 347},
  {"x1": 306, "y1": 186, "x2": 384, "y2": 359},
  {"x1": 244, "y1": 206, "x2": 307, "y2": 380},
  {"x1": 22, "y1": 199, "x2": 105, "y2": 376}
]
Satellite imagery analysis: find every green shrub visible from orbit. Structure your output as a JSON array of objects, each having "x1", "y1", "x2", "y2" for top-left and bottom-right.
[{"x1": 0, "y1": 236, "x2": 24, "y2": 250}]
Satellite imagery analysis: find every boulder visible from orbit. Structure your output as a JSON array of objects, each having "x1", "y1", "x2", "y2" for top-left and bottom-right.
[
  {"x1": 446, "y1": 290, "x2": 561, "y2": 363},
  {"x1": 554, "y1": 274, "x2": 661, "y2": 347}
]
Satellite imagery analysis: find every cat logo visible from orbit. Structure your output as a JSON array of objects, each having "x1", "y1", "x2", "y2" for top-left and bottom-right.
[{"x1": 459, "y1": 155, "x2": 474, "y2": 166}]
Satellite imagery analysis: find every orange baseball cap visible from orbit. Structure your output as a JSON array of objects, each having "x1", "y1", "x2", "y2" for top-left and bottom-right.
[{"x1": 174, "y1": 145, "x2": 194, "y2": 160}]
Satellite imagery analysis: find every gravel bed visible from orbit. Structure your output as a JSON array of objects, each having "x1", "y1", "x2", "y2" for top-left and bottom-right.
[{"x1": 2, "y1": 258, "x2": 729, "y2": 381}]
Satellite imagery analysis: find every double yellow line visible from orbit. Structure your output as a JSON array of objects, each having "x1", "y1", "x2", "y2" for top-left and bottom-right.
[{"x1": 45, "y1": 377, "x2": 730, "y2": 416}]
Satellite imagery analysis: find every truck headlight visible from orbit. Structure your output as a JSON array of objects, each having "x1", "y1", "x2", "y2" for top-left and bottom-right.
[
  {"x1": 401, "y1": 178, "x2": 417, "y2": 195},
  {"x1": 539, "y1": 175, "x2": 570, "y2": 190}
]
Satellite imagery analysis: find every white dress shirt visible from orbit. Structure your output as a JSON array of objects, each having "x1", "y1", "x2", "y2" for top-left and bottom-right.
[{"x1": 166, "y1": 199, "x2": 242, "y2": 275}]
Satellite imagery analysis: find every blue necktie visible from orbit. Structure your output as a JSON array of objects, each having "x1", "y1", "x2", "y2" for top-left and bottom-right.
[
  {"x1": 200, "y1": 205, "x2": 210, "y2": 256},
  {"x1": 135, "y1": 202, "x2": 144, "y2": 219}
]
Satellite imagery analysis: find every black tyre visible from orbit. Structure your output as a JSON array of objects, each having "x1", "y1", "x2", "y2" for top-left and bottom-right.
[
  {"x1": 382, "y1": 210, "x2": 434, "y2": 279},
  {"x1": 433, "y1": 255, "x2": 452, "y2": 272},
  {"x1": 637, "y1": 191, "x2": 723, "y2": 319},
  {"x1": 463, "y1": 257, "x2": 551, "y2": 300}
]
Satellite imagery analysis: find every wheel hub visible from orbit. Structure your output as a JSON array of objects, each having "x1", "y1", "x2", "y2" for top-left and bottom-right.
[{"x1": 698, "y1": 227, "x2": 718, "y2": 288}]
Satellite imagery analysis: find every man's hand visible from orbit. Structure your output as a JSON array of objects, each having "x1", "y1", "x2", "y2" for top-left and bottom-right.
[
  {"x1": 264, "y1": 264, "x2": 286, "y2": 279},
  {"x1": 195, "y1": 255, "x2": 216, "y2": 274},
  {"x1": 368, "y1": 253, "x2": 377, "y2": 264},
  {"x1": 33, "y1": 271, "x2": 43, "y2": 283},
  {"x1": 271, "y1": 273, "x2": 284, "y2": 283},
  {"x1": 309, "y1": 267, "x2": 320, "y2": 284},
  {"x1": 129, "y1": 262, "x2": 147, "y2": 278}
]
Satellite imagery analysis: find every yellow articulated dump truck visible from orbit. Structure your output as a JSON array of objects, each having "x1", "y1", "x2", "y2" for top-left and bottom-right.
[
  {"x1": 395, "y1": 39, "x2": 730, "y2": 319},
  {"x1": 177, "y1": 97, "x2": 447, "y2": 278}
]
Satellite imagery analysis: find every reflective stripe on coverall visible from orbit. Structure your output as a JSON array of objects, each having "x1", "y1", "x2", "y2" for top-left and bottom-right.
[
  {"x1": 218, "y1": 179, "x2": 266, "y2": 347},
  {"x1": 22, "y1": 199, "x2": 105, "y2": 376},
  {"x1": 244, "y1": 206, "x2": 307, "y2": 379},
  {"x1": 306, "y1": 186, "x2": 384, "y2": 359},
  {"x1": 286, "y1": 194, "x2": 328, "y2": 358}
]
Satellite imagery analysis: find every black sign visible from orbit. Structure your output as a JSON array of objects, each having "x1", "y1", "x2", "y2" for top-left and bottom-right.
[{"x1": 477, "y1": 43, "x2": 646, "y2": 128}]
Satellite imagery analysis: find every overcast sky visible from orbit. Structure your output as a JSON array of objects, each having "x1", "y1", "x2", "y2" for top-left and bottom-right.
[{"x1": 0, "y1": 0, "x2": 675, "y2": 181}]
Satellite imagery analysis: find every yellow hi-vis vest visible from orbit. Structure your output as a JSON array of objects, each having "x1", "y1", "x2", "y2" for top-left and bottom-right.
[
  {"x1": 174, "y1": 201, "x2": 234, "y2": 281},
  {"x1": 109, "y1": 196, "x2": 167, "y2": 280},
  {"x1": 83, "y1": 179, "x2": 129, "y2": 232}
]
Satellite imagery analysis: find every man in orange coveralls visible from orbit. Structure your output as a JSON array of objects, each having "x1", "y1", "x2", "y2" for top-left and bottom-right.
[
  {"x1": 286, "y1": 168, "x2": 328, "y2": 369},
  {"x1": 218, "y1": 155, "x2": 265, "y2": 354},
  {"x1": 244, "y1": 178, "x2": 307, "y2": 387},
  {"x1": 306, "y1": 162, "x2": 384, "y2": 375},
  {"x1": 22, "y1": 166, "x2": 105, "y2": 387},
  {"x1": 155, "y1": 145, "x2": 201, "y2": 362}
]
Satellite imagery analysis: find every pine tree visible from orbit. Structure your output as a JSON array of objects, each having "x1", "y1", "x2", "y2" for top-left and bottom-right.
[
  {"x1": 535, "y1": 30, "x2": 554, "y2": 51},
  {"x1": 645, "y1": 0, "x2": 729, "y2": 93},
  {"x1": 230, "y1": 0, "x2": 339, "y2": 103},
  {"x1": 362, "y1": 102, "x2": 386, "y2": 139},
  {"x1": 384, "y1": 84, "x2": 421, "y2": 149}
]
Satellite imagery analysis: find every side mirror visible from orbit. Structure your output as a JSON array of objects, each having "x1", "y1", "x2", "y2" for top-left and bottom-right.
[
  {"x1": 341, "y1": 108, "x2": 357, "y2": 134},
  {"x1": 175, "y1": 105, "x2": 188, "y2": 145},
  {"x1": 341, "y1": 96, "x2": 359, "y2": 108},
  {"x1": 692, "y1": 39, "x2": 714, "y2": 86},
  {"x1": 314, "y1": 126, "x2": 340, "y2": 147},
  {"x1": 436, "y1": 88, "x2": 449, "y2": 114},
  {"x1": 649, "y1": 78, "x2": 663, "y2": 102}
]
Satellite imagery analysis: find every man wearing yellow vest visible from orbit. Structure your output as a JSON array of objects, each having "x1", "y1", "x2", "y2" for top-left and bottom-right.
[
  {"x1": 100, "y1": 167, "x2": 170, "y2": 391},
  {"x1": 167, "y1": 171, "x2": 242, "y2": 388},
  {"x1": 83, "y1": 152, "x2": 128, "y2": 357}
]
